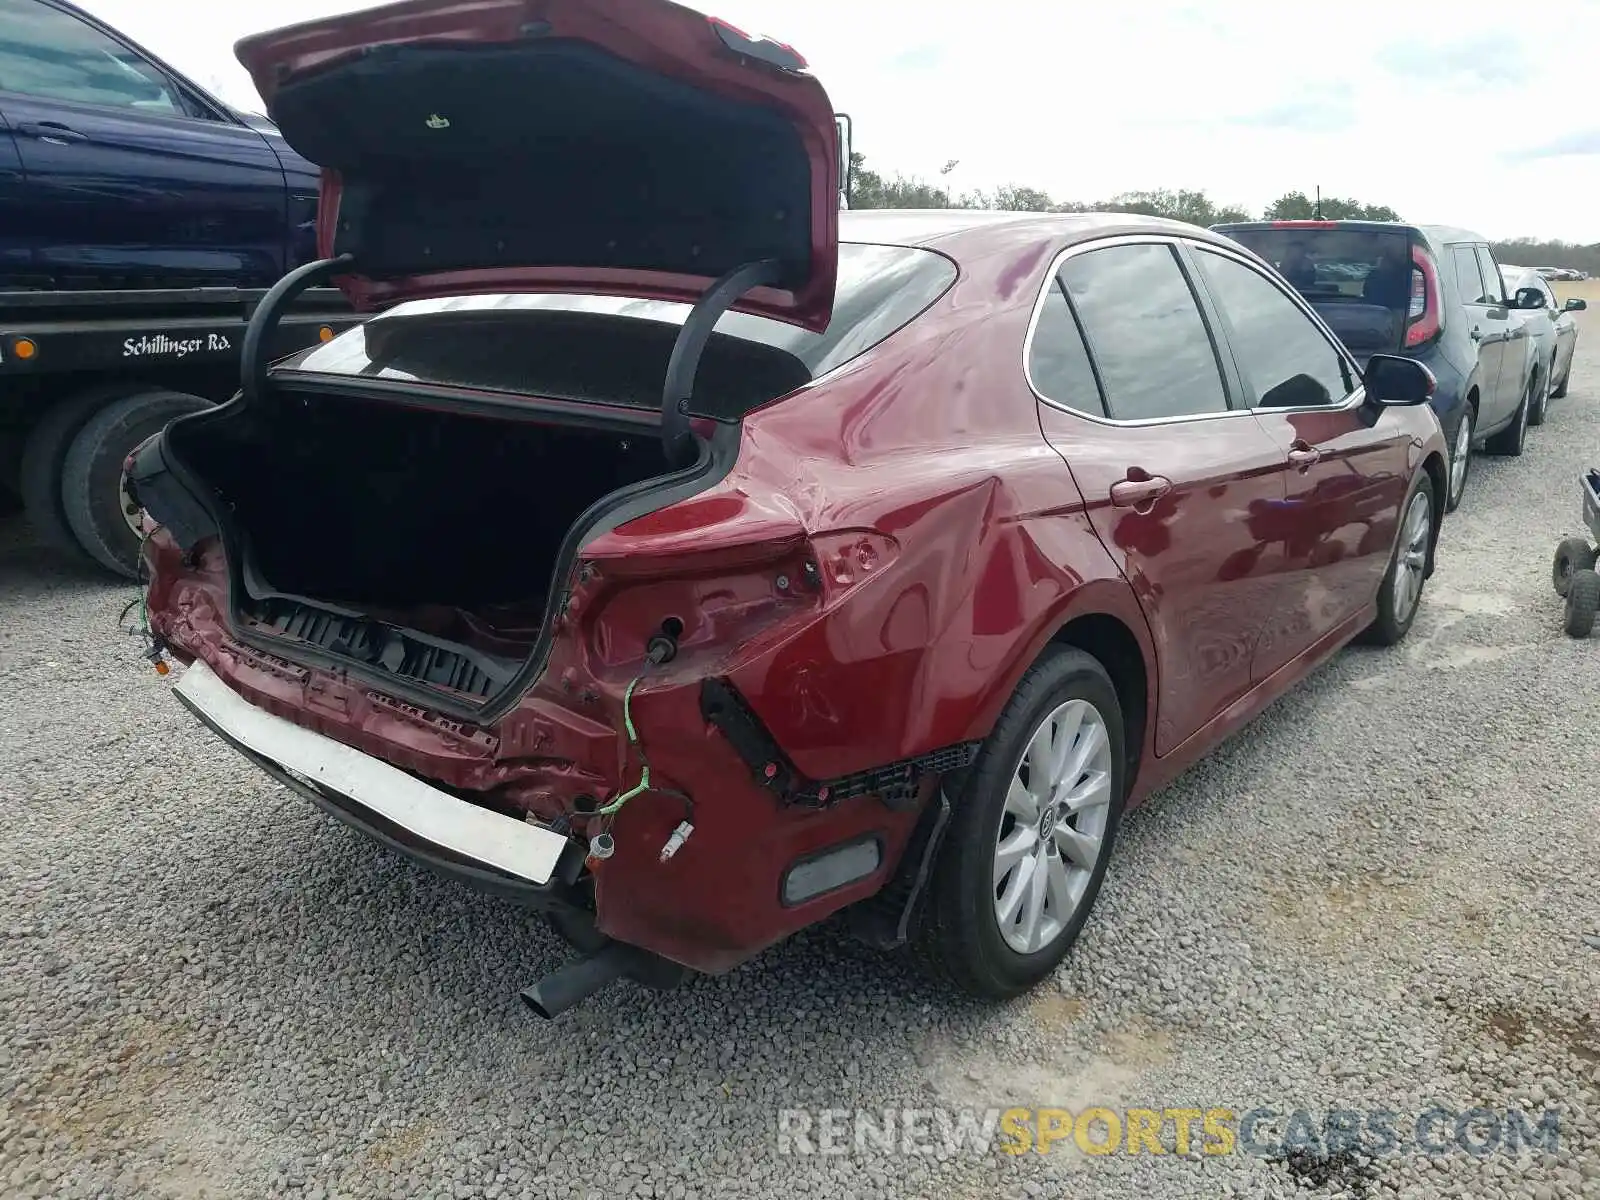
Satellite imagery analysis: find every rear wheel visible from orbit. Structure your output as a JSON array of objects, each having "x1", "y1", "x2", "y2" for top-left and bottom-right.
[
  {"x1": 1484, "y1": 377, "x2": 1532, "y2": 456},
  {"x1": 913, "y1": 646, "x2": 1126, "y2": 999},
  {"x1": 59, "y1": 389, "x2": 212, "y2": 578},
  {"x1": 1528, "y1": 367, "x2": 1550, "y2": 427},
  {"x1": 1564, "y1": 569, "x2": 1600, "y2": 639},
  {"x1": 1445, "y1": 406, "x2": 1473, "y2": 513},
  {"x1": 1552, "y1": 537, "x2": 1597, "y2": 597},
  {"x1": 1362, "y1": 475, "x2": 1435, "y2": 646}
]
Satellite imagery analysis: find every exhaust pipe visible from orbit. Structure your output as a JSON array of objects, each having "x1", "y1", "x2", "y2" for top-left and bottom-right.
[{"x1": 520, "y1": 941, "x2": 680, "y2": 1020}]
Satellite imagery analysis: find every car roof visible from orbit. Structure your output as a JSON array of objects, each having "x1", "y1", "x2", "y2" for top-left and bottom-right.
[
  {"x1": 840, "y1": 208, "x2": 1238, "y2": 254},
  {"x1": 1211, "y1": 219, "x2": 1494, "y2": 250},
  {"x1": 1413, "y1": 224, "x2": 1490, "y2": 249}
]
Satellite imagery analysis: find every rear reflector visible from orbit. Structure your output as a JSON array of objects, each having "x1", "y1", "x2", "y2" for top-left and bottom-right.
[{"x1": 781, "y1": 836, "x2": 882, "y2": 905}]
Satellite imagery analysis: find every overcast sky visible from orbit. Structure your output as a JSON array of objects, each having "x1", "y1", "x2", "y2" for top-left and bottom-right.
[{"x1": 79, "y1": 0, "x2": 1600, "y2": 243}]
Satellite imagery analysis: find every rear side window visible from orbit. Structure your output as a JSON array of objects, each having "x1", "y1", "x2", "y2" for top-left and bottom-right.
[
  {"x1": 1027, "y1": 281, "x2": 1105, "y2": 416},
  {"x1": 0, "y1": 0, "x2": 183, "y2": 114},
  {"x1": 286, "y1": 241, "x2": 958, "y2": 419},
  {"x1": 1058, "y1": 243, "x2": 1229, "y2": 421},
  {"x1": 1193, "y1": 248, "x2": 1357, "y2": 408}
]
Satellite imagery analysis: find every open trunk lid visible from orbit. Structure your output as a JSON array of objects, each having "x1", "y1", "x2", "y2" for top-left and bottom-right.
[
  {"x1": 1212, "y1": 222, "x2": 1416, "y2": 363},
  {"x1": 234, "y1": 0, "x2": 840, "y2": 331}
]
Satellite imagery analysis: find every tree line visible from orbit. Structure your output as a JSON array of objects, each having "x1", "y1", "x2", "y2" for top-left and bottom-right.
[
  {"x1": 846, "y1": 153, "x2": 1600, "y2": 271},
  {"x1": 846, "y1": 153, "x2": 1400, "y2": 226}
]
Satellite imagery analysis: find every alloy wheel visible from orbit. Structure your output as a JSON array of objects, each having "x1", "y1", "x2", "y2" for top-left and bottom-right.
[
  {"x1": 992, "y1": 698, "x2": 1114, "y2": 955},
  {"x1": 1392, "y1": 489, "x2": 1431, "y2": 624}
]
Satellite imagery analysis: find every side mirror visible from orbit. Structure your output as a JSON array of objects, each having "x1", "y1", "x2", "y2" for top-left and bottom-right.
[
  {"x1": 1565, "y1": 297, "x2": 1588, "y2": 313},
  {"x1": 1364, "y1": 354, "x2": 1436, "y2": 406},
  {"x1": 1514, "y1": 287, "x2": 1547, "y2": 310}
]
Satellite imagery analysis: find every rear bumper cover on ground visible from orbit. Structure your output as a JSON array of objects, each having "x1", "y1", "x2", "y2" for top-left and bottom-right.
[{"x1": 171, "y1": 659, "x2": 583, "y2": 903}]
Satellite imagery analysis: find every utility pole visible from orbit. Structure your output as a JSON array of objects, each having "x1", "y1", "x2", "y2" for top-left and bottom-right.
[{"x1": 1314, "y1": 186, "x2": 1323, "y2": 220}]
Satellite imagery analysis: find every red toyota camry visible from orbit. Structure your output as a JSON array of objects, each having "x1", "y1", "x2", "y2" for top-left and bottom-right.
[{"x1": 127, "y1": 0, "x2": 1450, "y2": 1017}]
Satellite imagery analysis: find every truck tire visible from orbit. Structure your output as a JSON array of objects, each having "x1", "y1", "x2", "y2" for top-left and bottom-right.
[
  {"x1": 60, "y1": 389, "x2": 212, "y2": 578},
  {"x1": 18, "y1": 382, "x2": 142, "y2": 558},
  {"x1": 0, "y1": 432, "x2": 22, "y2": 513}
]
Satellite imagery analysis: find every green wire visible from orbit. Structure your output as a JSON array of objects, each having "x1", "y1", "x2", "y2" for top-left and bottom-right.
[{"x1": 595, "y1": 675, "x2": 650, "y2": 817}]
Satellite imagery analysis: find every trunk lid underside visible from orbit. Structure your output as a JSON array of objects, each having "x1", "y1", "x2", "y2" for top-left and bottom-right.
[{"x1": 234, "y1": 0, "x2": 841, "y2": 330}]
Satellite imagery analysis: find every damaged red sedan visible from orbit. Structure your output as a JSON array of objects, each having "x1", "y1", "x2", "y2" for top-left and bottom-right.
[{"x1": 127, "y1": 0, "x2": 1451, "y2": 1018}]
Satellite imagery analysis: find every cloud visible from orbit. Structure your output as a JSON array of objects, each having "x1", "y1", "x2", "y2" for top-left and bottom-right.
[
  {"x1": 1503, "y1": 130, "x2": 1600, "y2": 162},
  {"x1": 1374, "y1": 35, "x2": 1527, "y2": 89},
  {"x1": 886, "y1": 44, "x2": 944, "y2": 72},
  {"x1": 1231, "y1": 88, "x2": 1357, "y2": 135}
]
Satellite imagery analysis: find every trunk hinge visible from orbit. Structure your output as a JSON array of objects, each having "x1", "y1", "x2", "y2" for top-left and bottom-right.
[
  {"x1": 240, "y1": 254, "x2": 356, "y2": 405},
  {"x1": 660, "y1": 258, "x2": 783, "y2": 468}
]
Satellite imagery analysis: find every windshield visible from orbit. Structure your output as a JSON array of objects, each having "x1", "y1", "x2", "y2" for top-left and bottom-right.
[{"x1": 283, "y1": 242, "x2": 957, "y2": 415}]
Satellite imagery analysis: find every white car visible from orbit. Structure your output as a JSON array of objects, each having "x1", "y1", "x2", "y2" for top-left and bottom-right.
[{"x1": 1500, "y1": 264, "x2": 1587, "y2": 424}]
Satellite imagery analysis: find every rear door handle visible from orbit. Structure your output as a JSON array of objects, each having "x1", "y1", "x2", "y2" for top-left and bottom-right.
[
  {"x1": 17, "y1": 121, "x2": 88, "y2": 145},
  {"x1": 1287, "y1": 446, "x2": 1321, "y2": 469},
  {"x1": 1110, "y1": 475, "x2": 1173, "y2": 509}
]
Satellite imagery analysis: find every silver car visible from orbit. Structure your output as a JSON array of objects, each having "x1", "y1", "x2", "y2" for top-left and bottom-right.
[{"x1": 1499, "y1": 264, "x2": 1587, "y2": 424}]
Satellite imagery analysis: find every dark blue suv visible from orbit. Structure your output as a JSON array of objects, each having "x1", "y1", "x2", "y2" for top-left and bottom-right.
[
  {"x1": 1212, "y1": 220, "x2": 1549, "y2": 513},
  {"x1": 0, "y1": 0, "x2": 321, "y2": 291}
]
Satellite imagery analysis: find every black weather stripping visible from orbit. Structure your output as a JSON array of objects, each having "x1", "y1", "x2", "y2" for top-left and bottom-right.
[{"x1": 699, "y1": 676, "x2": 982, "y2": 811}]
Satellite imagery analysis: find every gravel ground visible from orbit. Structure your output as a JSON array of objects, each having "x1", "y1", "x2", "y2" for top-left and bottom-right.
[{"x1": 3, "y1": 327, "x2": 1598, "y2": 1200}]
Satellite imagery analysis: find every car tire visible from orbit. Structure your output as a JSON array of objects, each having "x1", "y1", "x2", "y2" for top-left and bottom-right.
[
  {"x1": 17, "y1": 382, "x2": 144, "y2": 559},
  {"x1": 912, "y1": 645, "x2": 1127, "y2": 1000},
  {"x1": 1563, "y1": 568, "x2": 1600, "y2": 639},
  {"x1": 1484, "y1": 377, "x2": 1532, "y2": 456},
  {"x1": 1550, "y1": 358, "x2": 1570, "y2": 400},
  {"x1": 1445, "y1": 406, "x2": 1473, "y2": 514},
  {"x1": 1361, "y1": 474, "x2": 1435, "y2": 647},
  {"x1": 1528, "y1": 368, "x2": 1550, "y2": 427},
  {"x1": 59, "y1": 389, "x2": 212, "y2": 579},
  {"x1": 1552, "y1": 537, "x2": 1597, "y2": 597}
]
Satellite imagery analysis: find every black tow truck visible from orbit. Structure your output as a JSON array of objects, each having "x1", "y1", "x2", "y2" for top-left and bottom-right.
[
  {"x1": 1, "y1": 285, "x2": 360, "y2": 577},
  {"x1": 0, "y1": 0, "x2": 364, "y2": 577}
]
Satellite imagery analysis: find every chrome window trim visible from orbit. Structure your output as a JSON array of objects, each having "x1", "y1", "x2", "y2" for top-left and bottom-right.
[{"x1": 1022, "y1": 233, "x2": 1367, "y2": 427}]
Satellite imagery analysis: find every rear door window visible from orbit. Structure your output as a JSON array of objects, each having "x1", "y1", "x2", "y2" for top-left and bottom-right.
[
  {"x1": 1192, "y1": 247, "x2": 1357, "y2": 409},
  {"x1": 1057, "y1": 242, "x2": 1230, "y2": 421}
]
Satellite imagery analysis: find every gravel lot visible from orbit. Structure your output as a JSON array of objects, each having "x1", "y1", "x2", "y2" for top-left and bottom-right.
[{"x1": 3, "y1": 323, "x2": 1598, "y2": 1200}]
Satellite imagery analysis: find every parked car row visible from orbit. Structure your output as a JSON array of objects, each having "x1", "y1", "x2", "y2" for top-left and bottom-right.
[
  {"x1": 1537, "y1": 267, "x2": 1589, "y2": 282},
  {"x1": 1211, "y1": 220, "x2": 1586, "y2": 512}
]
